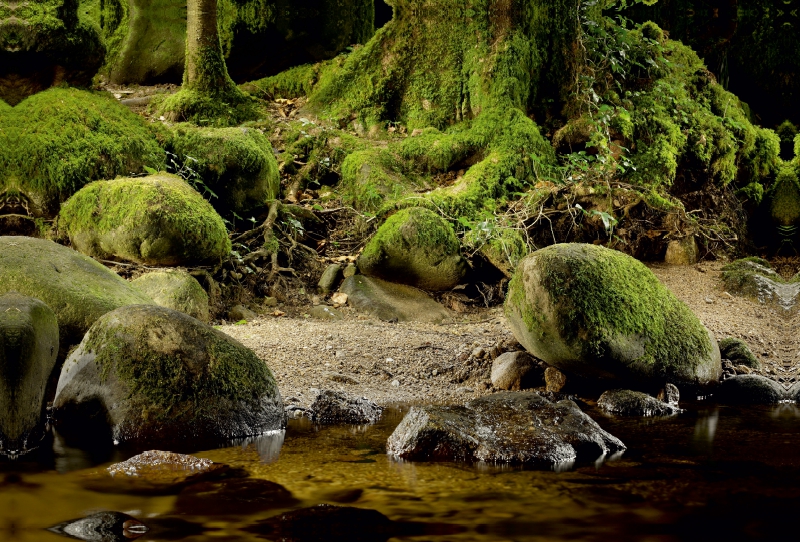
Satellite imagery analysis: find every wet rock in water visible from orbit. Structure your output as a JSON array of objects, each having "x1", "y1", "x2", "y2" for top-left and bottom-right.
[
  {"x1": 0, "y1": 293, "x2": 59, "y2": 457},
  {"x1": 715, "y1": 375, "x2": 786, "y2": 405},
  {"x1": 718, "y1": 337, "x2": 761, "y2": 370},
  {"x1": 490, "y1": 351, "x2": 543, "y2": 390},
  {"x1": 53, "y1": 305, "x2": 284, "y2": 446},
  {"x1": 132, "y1": 269, "x2": 209, "y2": 322},
  {"x1": 309, "y1": 305, "x2": 344, "y2": 320},
  {"x1": 358, "y1": 207, "x2": 468, "y2": 291},
  {"x1": 307, "y1": 390, "x2": 382, "y2": 425},
  {"x1": 59, "y1": 174, "x2": 231, "y2": 266},
  {"x1": 545, "y1": 367, "x2": 567, "y2": 392},
  {"x1": 318, "y1": 264, "x2": 343, "y2": 293},
  {"x1": 0, "y1": 237, "x2": 153, "y2": 352},
  {"x1": 84, "y1": 450, "x2": 226, "y2": 495},
  {"x1": 598, "y1": 390, "x2": 677, "y2": 416},
  {"x1": 504, "y1": 244, "x2": 721, "y2": 388},
  {"x1": 387, "y1": 392, "x2": 625, "y2": 465},
  {"x1": 657, "y1": 383, "x2": 680, "y2": 405},
  {"x1": 244, "y1": 504, "x2": 397, "y2": 542},
  {"x1": 175, "y1": 477, "x2": 298, "y2": 515},
  {"x1": 341, "y1": 275, "x2": 450, "y2": 323},
  {"x1": 48, "y1": 511, "x2": 148, "y2": 542},
  {"x1": 229, "y1": 304, "x2": 258, "y2": 322}
]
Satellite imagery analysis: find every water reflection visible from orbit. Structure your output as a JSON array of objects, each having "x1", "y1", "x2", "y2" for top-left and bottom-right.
[
  {"x1": 228, "y1": 430, "x2": 285, "y2": 464},
  {"x1": 691, "y1": 408, "x2": 719, "y2": 455}
]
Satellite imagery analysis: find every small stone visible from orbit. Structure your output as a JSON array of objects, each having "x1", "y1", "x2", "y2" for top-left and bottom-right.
[
  {"x1": 657, "y1": 383, "x2": 680, "y2": 405},
  {"x1": 343, "y1": 264, "x2": 357, "y2": 278},
  {"x1": 309, "y1": 305, "x2": 343, "y2": 320},
  {"x1": 704, "y1": 297, "x2": 714, "y2": 304},
  {"x1": 263, "y1": 297, "x2": 279, "y2": 307},
  {"x1": 432, "y1": 369, "x2": 439, "y2": 376},
  {"x1": 544, "y1": 367, "x2": 567, "y2": 393},
  {"x1": 335, "y1": 350, "x2": 346, "y2": 359},
  {"x1": 735, "y1": 365, "x2": 753, "y2": 375},
  {"x1": 318, "y1": 264, "x2": 343, "y2": 294},
  {"x1": 229, "y1": 304, "x2": 258, "y2": 322},
  {"x1": 491, "y1": 351, "x2": 542, "y2": 391},
  {"x1": 471, "y1": 347, "x2": 485, "y2": 359},
  {"x1": 391, "y1": 379, "x2": 400, "y2": 387},
  {"x1": 330, "y1": 292, "x2": 348, "y2": 305},
  {"x1": 325, "y1": 372, "x2": 359, "y2": 384}
]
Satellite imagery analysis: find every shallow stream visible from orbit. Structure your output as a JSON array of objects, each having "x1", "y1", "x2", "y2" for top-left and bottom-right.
[{"x1": 4, "y1": 403, "x2": 800, "y2": 541}]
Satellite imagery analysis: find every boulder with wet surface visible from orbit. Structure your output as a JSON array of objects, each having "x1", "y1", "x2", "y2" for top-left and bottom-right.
[
  {"x1": 715, "y1": 375, "x2": 786, "y2": 405},
  {"x1": 504, "y1": 243, "x2": 721, "y2": 389},
  {"x1": 598, "y1": 389, "x2": 678, "y2": 416},
  {"x1": 53, "y1": 305, "x2": 285, "y2": 447},
  {"x1": 305, "y1": 390, "x2": 383, "y2": 425},
  {"x1": 0, "y1": 237, "x2": 153, "y2": 353},
  {"x1": 387, "y1": 391, "x2": 625, "y2": 465},
  {"x1": 0, "y1": 292, "x2": 58, "y2": 457}
]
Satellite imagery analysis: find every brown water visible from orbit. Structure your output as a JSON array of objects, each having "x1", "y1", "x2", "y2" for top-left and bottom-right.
[{"x1": 4, "y1": 403, "x2": 800, "y2": 541}]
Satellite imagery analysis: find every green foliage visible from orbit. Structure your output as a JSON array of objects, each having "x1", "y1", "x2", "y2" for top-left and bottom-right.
[
  {"x1": 156, "y1": 86, "x2": 260, "y2": 127},
  {"x1": 769, "y1": 162, "x2": 800, "y2": 226}
]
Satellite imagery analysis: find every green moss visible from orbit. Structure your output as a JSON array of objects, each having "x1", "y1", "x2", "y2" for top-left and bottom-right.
[
  {"x1": 769, "y1": 162, "x2": 800, "y2": 226},
  {"x1": 735, "y1": 182, "x2": 765, "y2": 205},
  {"x1": 166, "y1": 124, "x2": 280, "y2": 214},
  {"x1": 720, "y1": 258, "x2": 780, "y2": 298},
  {"x1": 132, "y1": 270, "x2": 210, "y2": 322},
  {"x1": 245, "y1": 61, "x2": 337, "y2": 100},
  {"x1": 156, "y1": 86, "x2": 260, "y2": 128},
  {"x1": 58, "y1": 174, "x2": 231, "y2": 265},
  {"x1": 0, "y1": 88, "x2": 164, "y2": 216}
]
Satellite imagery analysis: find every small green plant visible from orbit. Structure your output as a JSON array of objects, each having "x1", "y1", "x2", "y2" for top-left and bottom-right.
[{"x1": 165, "y1": 151, "x2": 218, "y2": 201}]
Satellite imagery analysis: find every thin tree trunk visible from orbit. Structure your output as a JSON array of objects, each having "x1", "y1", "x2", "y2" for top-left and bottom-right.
[{"x1": 185, "y1": 0, "x2": 234, "y2": 92}]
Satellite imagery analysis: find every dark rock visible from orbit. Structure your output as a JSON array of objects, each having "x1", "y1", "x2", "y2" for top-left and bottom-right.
[
  {"x1": 490, "y1": 351, "x2": 543, "y2": 390},
  {"x1": 175, "y1": 477, "x2": 298, "y2": 516},
  {"x1": 0, "y1": 293, "x2": 58, "y2": 457},
  {"x1": 244, "y1": 504, "x2": 396, "y2": 542},
  {"x1": 598, "y1": 389, "x2": 677, "y2": 416},
  {"x1": 387, "y1": 392, "x2": 625, "y2": 465},
  {"x1": 341, "y1": 275, "x2": 450, "y2": 323},
  {"x1": 53, "y1": 305, "x2": 284, "y2": 447},
  {"x1": 715, "y1": 375, "x2": 786, "y2": 405},
  {"x1": 657, "y1": 383, "x2": 680, "y2": 405},
  {"x1": 318, "y1": 264, "x2": 343, "y2": 293},
  {"x1": 48, "y1": 511, "x2": 148, "y2": 542},
  {"x1": 308, "y1": 390, "x2": 382, "y2": 425},
  {"x1": 84, "y1": 450, "x2": 227, "y2": 495}
]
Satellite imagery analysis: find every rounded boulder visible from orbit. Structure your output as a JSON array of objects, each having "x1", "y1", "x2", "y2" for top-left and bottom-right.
[
  {"x1": 358, "y1": 207, "x2": 467, "y2": 291},
  {"x1": 53, "y1": 305, "x2": 284, "y2": 446},
  {"x1": 132, "y1": 269, "x2": 210, "y2": 322},
  {"x1": 504, "y1": 244, "x2": 721, "y2": 388},
  {"x1": 59, "y1": 174, "x2": 231, "y2": 266}
]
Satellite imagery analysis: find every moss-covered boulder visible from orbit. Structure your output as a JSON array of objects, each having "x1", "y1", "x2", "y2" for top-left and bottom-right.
[
  {"x1": 0, "y1": 237, "x2": 153, "y2": 351},
  {"x1": 59, "y1": 174, "x2": 231, "y2": 266},
  {"x1": 167, "y1": 125, "x2": 280, "y2": 215},
  {"x1": 0, "y1": 293, "x2": 59, "y2": 457},
  {"x1": 132, "y1": 270, "x2": 209, "y2": 322},
  {"x1": 0, "y1": 88, "x2": 164, "y2": 218},
  {"x1": 504, "y1": 244, "x2": 721, "y2": 388},
  {"x1": 53, "y1": 304, "x2": 284, "y2": 446},
  {"x1": 358, "y1": 207, "x2": 467, "y2": 291}
]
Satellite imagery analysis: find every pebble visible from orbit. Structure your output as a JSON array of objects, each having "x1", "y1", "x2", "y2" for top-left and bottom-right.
[{"x1": 391, "y1": 380, "x2": 400, "y2": 387}]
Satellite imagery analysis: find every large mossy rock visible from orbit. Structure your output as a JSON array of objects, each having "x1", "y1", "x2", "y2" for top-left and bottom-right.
[
  {"x1": 53, "y1": 305, "x2": 284, "y2": 446},
  {"x1": 387, "y1": 392, "x2": 625, "y2": 465},
  {"x1": 132, "y1": 270, "x2": 209, "y2": 322},
  {"x1": 166, "y1": 125, "x2": 280, "y2": 215},
  {"x1": 0, "y1": 88, "x2": 164, "y2": 218},
  {"x1": 0, "y1": 293, "x2": 59, "y2": 456},
  {"x1": 504, "y1": 244, "x2": 721, "y2": 388},
  {"x1": 59, "y1": 174, "x2": 231, "y2": 266},
  {"x1": 358, "y1": 207, "x2": 467, "y2": 291},
  {"x1": 0, "y1": 237, "x2": 153, "y2": 350}
]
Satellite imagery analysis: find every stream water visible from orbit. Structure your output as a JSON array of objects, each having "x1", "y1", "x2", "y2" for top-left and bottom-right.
[{"x1": 3, "y1": 402, "x2": 800, "y2": 541}]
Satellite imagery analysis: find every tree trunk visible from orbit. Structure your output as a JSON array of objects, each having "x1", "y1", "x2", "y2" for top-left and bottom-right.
[{"x1": 185, "y1": 0, "x2": 234, "y2": 92}]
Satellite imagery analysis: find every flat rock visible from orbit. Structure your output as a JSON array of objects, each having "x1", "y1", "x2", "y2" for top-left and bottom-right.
[
  {"x1": 341, "y1": 275, "x2": 450, "y2": 323},
  {"x1": 598, "y1": 389, "x2": 677, "y2": 416},
  {"x1": 387, "y1": 391, "x2": 625, "y2": 465}
]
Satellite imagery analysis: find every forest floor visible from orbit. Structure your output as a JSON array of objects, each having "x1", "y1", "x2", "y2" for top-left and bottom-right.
[{"x1": 220, "y1": 262, "x2": 788, "y2": 409}]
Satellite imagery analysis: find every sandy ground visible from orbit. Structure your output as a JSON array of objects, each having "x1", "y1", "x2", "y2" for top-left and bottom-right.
[{"x1": 220, "y1": 262, "x2": 789, "y2": 409}]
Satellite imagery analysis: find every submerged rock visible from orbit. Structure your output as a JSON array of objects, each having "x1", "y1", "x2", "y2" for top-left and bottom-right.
[
  {"x1": 387, "y1": 392, "x2": 625, "y2": 465},
  {"x1": 175, "y1": 477, "x2": 298, "y2": 515},
  {"x1": 48, "y1": 511, "x2": 149, "y2": 542},
  {"x1": 504, "y1": 244, "x2": 721, "y2": 388},
  {"x1": 358, "y1": 207, "x2": 468, "y2": 291},
  {"x1": 53, "y1": 305, "x2": 284, "y2": 446},
  {"x1": 59, "y1": 174, "x2": 231, "y2": 266},
  {"x1": 244, "y1": 504, "x2": 397, "y2": 542},
  {"x1": 340, "y1": 275, "x2": 451, "y2": 323},
  {"x1": 307, "y1": 390, "x2": 382, "y2": 425},
  {"x1": 132, "y1": 270, "x2": 209, "y2": 322},
  {"x1": 84, "y1": 450, "x2": 226, "y2": 495},
  {"x1": 715, "y1": 375, "x2": 786, "y2": 405},
  {"x1": 0, "y1": 293, "x2": 59, "y2": 457},
  {"x1": 0, "y1": 237, "x2": 153, "y2": 351},
  {"x1": 598, "y1": 389, "x2": 677, "y2": 416}
]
